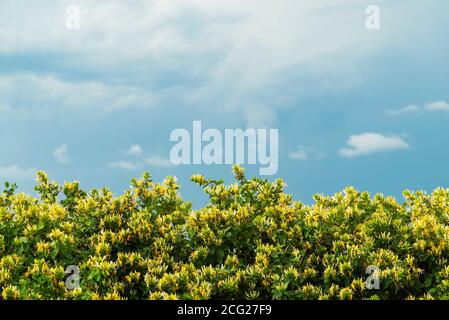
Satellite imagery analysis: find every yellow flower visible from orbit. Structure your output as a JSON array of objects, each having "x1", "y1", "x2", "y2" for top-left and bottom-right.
[
  {"x1": 36, "y1": 242, "x2": 51, "y2": 255},
  {"x1": 1, "y1": 285, "x2": 20, "y2": 300}
]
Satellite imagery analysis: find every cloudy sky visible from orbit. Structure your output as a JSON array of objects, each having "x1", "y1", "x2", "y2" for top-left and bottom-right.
[{"x1": 1, "y1": 0, "x2": 448, "y2": 205}]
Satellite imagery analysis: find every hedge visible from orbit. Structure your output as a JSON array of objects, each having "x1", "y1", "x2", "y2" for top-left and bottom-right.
[{"x1": 1, "y1": 165, "x2": 449, "y2": 300}]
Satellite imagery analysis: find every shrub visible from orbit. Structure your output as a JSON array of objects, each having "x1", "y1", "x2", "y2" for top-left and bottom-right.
[{"x1": 0, "y1": 165, "x2": 449, "y2": 300}]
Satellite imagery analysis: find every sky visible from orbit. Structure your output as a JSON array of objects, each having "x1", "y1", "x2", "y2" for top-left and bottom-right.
[{"x1": 0, "y1": 0, "x2": 448, "y2": 206}]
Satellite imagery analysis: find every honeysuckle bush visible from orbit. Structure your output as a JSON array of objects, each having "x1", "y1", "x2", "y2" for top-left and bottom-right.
[{"x1": 1, "y1": 165, "x2": 449, "y2": 300}]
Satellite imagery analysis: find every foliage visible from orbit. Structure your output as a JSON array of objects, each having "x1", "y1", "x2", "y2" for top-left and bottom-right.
[{"x1": 1, "y1": 165, "x2": 449, "y2": 300}]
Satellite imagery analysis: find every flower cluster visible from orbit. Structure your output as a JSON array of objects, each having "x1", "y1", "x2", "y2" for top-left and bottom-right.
[{"x1": 0, "y1": 166, "x2": 449, "y2": 300}]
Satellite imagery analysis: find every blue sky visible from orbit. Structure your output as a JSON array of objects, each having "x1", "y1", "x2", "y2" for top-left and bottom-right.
[{"x1": 0, "y1": 0, "x2": 448, "y2": 206}]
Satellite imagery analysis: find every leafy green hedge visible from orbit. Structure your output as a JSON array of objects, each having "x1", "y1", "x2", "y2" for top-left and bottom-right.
[{"x1": 1, "y1": 165, "x2": 449, "y2": 300}]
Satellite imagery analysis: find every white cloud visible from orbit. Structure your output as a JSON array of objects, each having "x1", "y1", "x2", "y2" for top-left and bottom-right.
[
  {"x1": 108, "y1": 157, "x2": 172, "y2": 170},
  {"x1": 289, "y1": 146, "x2": 325, "y2": 160},
  {"x1": 109, "y1": 147, "x2": 173, "y2": 170},
  {"x1": 108, "y1": 161, "x2": 142, "y2": 171},
  {"x1": 0, "y1": 0, "x2": 440, "y2": 158},
  {"x1": 127, "y1": 144, "x2": 143, "y2": 156},
  {"x1": 289, "y1": 147, "x2": 308, "y2": 160},
  {"x1": 425, "y1": 101, "x2": 449, "y2": 112},
  {"x1": 0, "y1": 0, "x2": 396, "y2": 126},
  {"x1": 386, "y1": 105, "x2": 420, "y2": 116},
  {"x1": 0, "y1": 165, "x2": 36, "y2": 182},
  {"x1": 0, "y1": 74, "x2": 155, "y2": 115},
  {"x1": 144, "y1": 157, "x2": 174, "y2": 168},
  {"x1": 53, "y1": 144, "x2": 70, "y2": 164},
  {"x1": 386, "y1": 101, "x2": 449, "y2": 116},
  {"x1": 339, "y1": 133, "x2": 409, "y2": 158}
]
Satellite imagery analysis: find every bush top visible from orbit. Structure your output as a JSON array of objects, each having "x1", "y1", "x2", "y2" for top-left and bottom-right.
[{"x1": 1, "y1": 165, "x2": 449, "y2": 300}]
